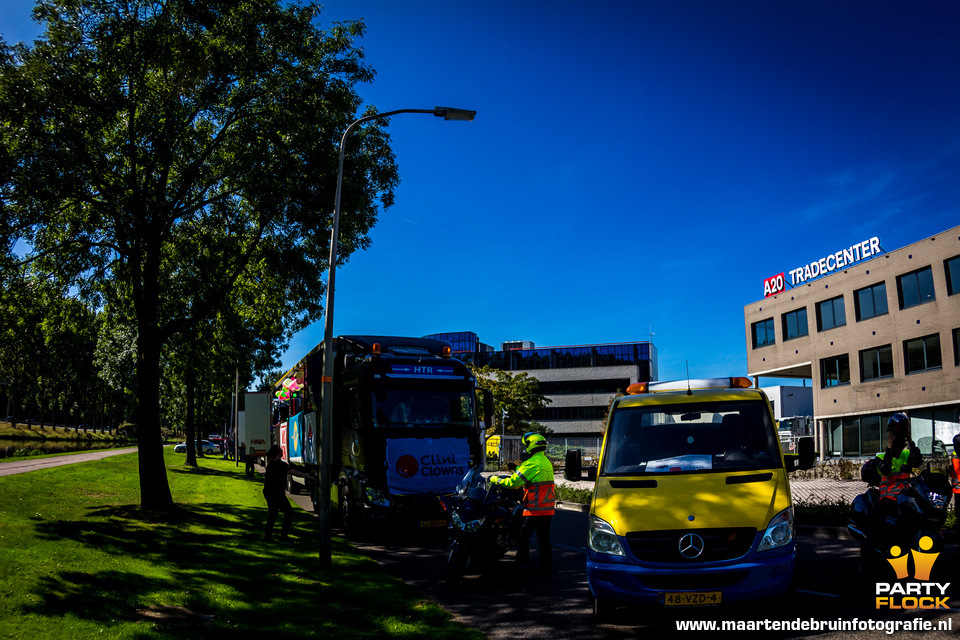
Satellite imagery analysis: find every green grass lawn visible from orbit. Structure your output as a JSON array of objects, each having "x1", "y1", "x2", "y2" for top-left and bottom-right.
[{"x1": 0, "y1": 448, "x2": 483, "y2": 640}]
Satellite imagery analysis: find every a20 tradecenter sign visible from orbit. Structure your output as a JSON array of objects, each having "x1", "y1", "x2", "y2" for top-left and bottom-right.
[{"x1": 763, "y1": 236, "x2": 882, "y2": 297}]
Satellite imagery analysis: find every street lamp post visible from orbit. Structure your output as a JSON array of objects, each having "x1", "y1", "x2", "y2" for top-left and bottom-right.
[{"x1": 317, "y1": 106, "x2": 476, "y2": 568}]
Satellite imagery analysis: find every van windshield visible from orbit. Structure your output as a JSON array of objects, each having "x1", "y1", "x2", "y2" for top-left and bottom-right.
[{"x1": 601, "y1": 400, "x2": 782, "y2": 475}]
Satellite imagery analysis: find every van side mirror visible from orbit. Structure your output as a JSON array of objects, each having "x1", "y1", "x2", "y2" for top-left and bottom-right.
[
  {"x1": 785, "y1": 437, "x2": 816, "y2": 471},
  {"x1": 797, "y1": 436, "x2": 816, "y2": 470},
  {"x1": 564, "y1": 449, "x2": 582, "y2": 482}
]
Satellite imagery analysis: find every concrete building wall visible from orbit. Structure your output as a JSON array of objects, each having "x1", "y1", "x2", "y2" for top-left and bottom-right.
[
  {"x1": 744, "y1": 225, "x2": 960, "y2": 456},
  {"x1": 525, "y1": 364, "x2": 638, "y2": 435}
]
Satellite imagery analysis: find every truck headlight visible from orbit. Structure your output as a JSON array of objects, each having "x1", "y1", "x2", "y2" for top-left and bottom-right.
[
  {"x1": 758, "y1": 507, "x2": 794, "y2": 552},
  {"x1": 588, "y1": 516, "x2": 625, "y2": 557}
]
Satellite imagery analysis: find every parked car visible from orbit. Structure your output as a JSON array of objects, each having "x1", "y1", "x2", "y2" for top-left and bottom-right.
[{"x1": 174, "y1": 440, "x2": 220, "y2": 455}]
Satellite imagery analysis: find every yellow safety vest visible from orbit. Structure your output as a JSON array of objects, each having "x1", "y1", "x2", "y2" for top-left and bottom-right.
[{"x1": 496, "y1": 451, "x2": 556, "y2": 516}]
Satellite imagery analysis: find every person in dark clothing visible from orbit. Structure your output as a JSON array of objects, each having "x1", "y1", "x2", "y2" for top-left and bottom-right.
[
  {"x1": 875, "y1": 412, "x2": 922, "y2": 507},
  {"x1": 262, "y1": 445, "x2": 303, "y2": 542}
]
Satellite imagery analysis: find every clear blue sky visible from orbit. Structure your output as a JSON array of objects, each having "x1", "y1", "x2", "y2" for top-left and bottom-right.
[{"x1": 4, "y1": 1, "x2": 959, "y2": 384}]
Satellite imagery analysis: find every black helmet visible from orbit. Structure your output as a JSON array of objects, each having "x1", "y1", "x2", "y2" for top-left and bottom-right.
[{"x1": 887, "y1": 412, "x2": 909, "y2": 433}]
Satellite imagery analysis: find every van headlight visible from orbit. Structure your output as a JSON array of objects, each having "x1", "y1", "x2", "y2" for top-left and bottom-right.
[
  {"x1": 588, "y1": 516, "x2": 625, "y2": 556},
  {"x1": 758, "y1": 507, "x2": 794, "y2": 552}
]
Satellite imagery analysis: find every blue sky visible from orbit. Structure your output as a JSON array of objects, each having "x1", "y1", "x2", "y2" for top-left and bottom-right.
[{"x1": 3, "y1": 1, "x2": 959, "y2": 384}]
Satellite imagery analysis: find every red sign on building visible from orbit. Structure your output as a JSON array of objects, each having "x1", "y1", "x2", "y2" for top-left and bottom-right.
[{"x1": 763, "y1": 273, "x2": 785, "y2": 298}]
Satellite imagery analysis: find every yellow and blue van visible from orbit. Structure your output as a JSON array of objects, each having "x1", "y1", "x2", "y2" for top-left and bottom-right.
[{"x1": 567, "y1": 377, "x2": 814, "y2": 616}]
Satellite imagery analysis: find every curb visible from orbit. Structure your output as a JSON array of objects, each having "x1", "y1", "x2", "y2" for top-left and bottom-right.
[
  {"x1": 797, "y1": 525, "x2": 852, "y2": 539},
  {"x1": 557, "y1": 500, "x2": 589, "y2": 513}
]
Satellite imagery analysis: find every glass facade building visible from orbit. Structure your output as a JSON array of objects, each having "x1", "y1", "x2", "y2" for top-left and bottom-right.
[{"x1": 424, "y1": 332, "x2": 658, "y2": 436}]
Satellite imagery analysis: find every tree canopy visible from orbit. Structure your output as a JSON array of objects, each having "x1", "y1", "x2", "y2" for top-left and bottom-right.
[
  {"x1": 469, "y1": 364, "x2": 551, "y2": 437},
  {"x1": 0, "y1": 0, "x2": 399, "y2": 509}
]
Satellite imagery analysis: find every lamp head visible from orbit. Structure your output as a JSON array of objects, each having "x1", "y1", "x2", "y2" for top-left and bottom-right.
[{"x1": 434, "y1": 106, "x2": 476, "y2": 121}]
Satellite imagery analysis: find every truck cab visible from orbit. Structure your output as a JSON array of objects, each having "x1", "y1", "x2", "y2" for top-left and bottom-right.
[{"x1": 277, "y1": 335, "x2": 491, "y2": 534}]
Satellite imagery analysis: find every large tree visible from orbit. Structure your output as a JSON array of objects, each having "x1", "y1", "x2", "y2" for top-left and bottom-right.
[
  {"x1": 0, "y1": 0, "x2": 398, "y2": 509},
  {"x1": 470, "y1": 364, "x2": 552, "y2": 437}
]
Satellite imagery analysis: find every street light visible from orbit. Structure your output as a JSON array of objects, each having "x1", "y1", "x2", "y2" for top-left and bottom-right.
[{"x1": 317, "y1": 105, "x2": 476, "y2": 567}]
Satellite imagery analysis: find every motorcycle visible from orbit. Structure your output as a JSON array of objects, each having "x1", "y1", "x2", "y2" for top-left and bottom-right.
[
  {"x1": 847, "y1": 463, "x2": 952, "y2": 579},
  {"x1": 438, "y1": 465, "x2": 525, "y2": 585}
]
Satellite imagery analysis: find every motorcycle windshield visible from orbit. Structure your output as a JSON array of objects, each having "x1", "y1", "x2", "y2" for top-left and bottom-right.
[{"x1": 456, "y1": 466, "x2": 488, "y2": 500}]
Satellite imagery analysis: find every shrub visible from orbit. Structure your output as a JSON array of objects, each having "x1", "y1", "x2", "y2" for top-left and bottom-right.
[{"x1": 555, "y1": 484, "x2": 592, "y2": 505}]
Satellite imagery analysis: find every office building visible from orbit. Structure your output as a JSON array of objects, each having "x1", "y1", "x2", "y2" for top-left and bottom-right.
[
  {"x1": 424, "y1": 331, "x2": 658, "y2": 437},
  {"x1": 744, "y1": 225, "x2": 960, "y2": 458}
]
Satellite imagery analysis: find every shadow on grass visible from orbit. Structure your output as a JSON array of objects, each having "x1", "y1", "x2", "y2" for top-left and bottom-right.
[
  {"x1": 170, "y1": 463, "x2": 263, "y2": 484},
  {"x1": 26, "y1": 498, "x2": 473, "y2": 639}
]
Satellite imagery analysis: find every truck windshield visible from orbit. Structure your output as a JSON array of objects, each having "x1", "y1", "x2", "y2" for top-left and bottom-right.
[
  {"x1": 601, "y1": 400, "x2": 782, "y2": 475},
  {"x1": 371, "y1": 389, "x2": 475, "y2": 428}
]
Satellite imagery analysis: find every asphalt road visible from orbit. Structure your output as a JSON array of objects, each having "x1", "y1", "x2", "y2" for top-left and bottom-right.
[
  {"x1": 6, "y1": 451, "x2": 956, "y2": 638},
  {"x1": 345, "y1": 506, "x2": 959, "y2": 640}
]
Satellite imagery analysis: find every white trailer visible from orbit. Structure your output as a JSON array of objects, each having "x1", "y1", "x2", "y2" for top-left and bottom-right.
[{"x1": 239, "y1": 391, "x2": 271, "y2": 461}]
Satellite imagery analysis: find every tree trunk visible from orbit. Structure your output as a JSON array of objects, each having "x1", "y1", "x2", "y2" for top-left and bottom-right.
[
  {"x1": 135, "y1": 261, "x2": 175, "y2": 511},
  {"x1": 184, "y1": 344, "x2": 198, "y2": 467}
]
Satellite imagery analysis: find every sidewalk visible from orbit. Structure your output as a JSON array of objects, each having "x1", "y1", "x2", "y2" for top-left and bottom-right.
[
  {"x1": 0, "y1": 446, "x2": 139, "y2": 476},
  {"x1": 557, "y1": 477, "x2": 868, "y2": 504}
]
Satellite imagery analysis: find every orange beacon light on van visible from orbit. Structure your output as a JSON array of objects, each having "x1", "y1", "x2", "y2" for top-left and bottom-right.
[{"x1": 627, "y1": 377, "x2": 753, "y2": 395}]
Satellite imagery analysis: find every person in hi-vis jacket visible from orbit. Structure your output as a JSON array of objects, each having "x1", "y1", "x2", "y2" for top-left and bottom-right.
[{"x1": 489, "y1": 432, "x2": 556, "y2": 570}]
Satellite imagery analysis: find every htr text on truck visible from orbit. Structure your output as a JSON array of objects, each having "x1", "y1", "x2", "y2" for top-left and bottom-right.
[{"x1": 257, "y1": 335, "x2": 492, "y2": 533}]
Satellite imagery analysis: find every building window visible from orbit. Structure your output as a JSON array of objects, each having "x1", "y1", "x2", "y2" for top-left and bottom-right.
[
  {"x1": 533, "y1": 406, "x2": 610, "y2": 421},
  {"x1": 954, "y1": 328, "x2": 960, "y2": 367},
  {"x1": 752, "y1": 318, "x2": 775, "y2": 349},
  {"x1": 781, "y1": 307, "x2": 808, "y2": 341},
  {"x1": 854, "y1": 282, "x2": 888, "y2": 321},
  {"x1": 860, "y1": 345, "x2": 894, "y2": 381},
  {"x1": 946, "y1": 255, "x2": 960, "y2": 296},
  {"x1": 538, "y1": 378, "x2": 632, "y2": 395},
  {"x1": 897, "y1": 266, "x2": 936, "y2": 309},
  {"x1": 860, "y1": 415, "x2": 882, "y2": 457},
  {"x1": 827, "y1": 415, "x2": 886, "y2": 457},
  {"x1": 816, "y1": 295, "x2": 846, "y2": 332},
  {"x1": 820, "y1": 354, "x2": 850, "y2": 388},
  {"x1": 904, "y1": 333, "x2": 942, "y2": 374}
]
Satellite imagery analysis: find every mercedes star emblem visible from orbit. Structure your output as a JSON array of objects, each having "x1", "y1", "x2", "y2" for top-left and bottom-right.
[{"x1": 678, "y1": 533, "x2": 705, "y2": 559}]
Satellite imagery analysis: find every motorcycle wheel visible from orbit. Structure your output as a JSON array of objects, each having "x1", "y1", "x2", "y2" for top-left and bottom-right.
[
  {"x1": 593, "y1": 596, "x2": 616, "y2": 622},
  {"x1": 445, "y1": 548, "x2": 470, "y2": 587},
  {"x1": 340, "y1": 484, "x2": 362, "y2": 536},
  {"x1": 858, "y1": 541, "x2": 883, "y2": 582}
]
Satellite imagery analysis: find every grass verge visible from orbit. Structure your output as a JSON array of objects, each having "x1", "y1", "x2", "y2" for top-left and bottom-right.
[{"x1": 0, "y1": 448, "x2": 483, "y2": 640}]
